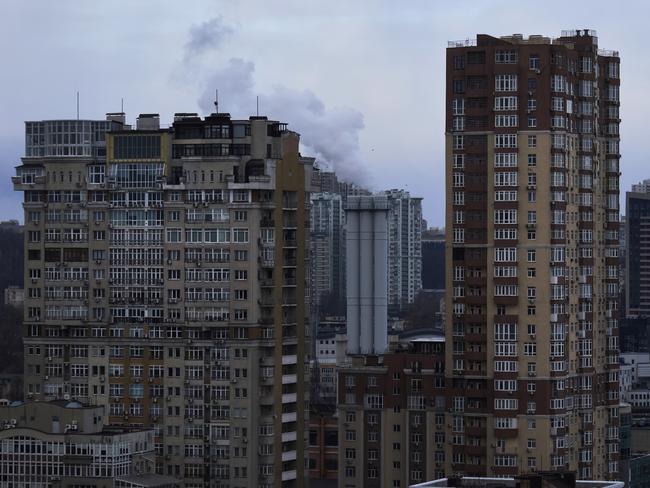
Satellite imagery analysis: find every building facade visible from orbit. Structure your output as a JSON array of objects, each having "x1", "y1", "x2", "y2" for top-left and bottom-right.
[
  {"x1": 307, "y1": 403, "x2": 339, "y2": 483},
  {"x1": 337, "y1": 333, "x2": 446, "y2": 487},
  {"x1": 14, "y1": 112, "x2": 314, "y2": 488},
  {"x1": 445, "y1": 30, "x2": 621, "y2": 479}
]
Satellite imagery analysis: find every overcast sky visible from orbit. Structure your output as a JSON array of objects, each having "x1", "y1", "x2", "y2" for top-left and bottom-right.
[{"x1": 1, "y1": 0, "x2": 648, "y2": 226}]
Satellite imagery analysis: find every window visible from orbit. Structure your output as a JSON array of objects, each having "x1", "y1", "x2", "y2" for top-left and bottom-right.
[
  {"x1": 529, "y1": 55, "x2": 540, "y2": 70},
  {"x1": 494, "y1": 153, "x2": 517, "y2": 168},
  {"x1": 494, "y1": 172, "x2": 517, "y2": 187},
  {"x1": 495, "y1": 50, "x2": 517, "y2": 64},
  {"x1": 494, "y1": 96, "x2": 517, "y2": 111},
  {"x1": 527, "y1": 250, "x2": 536, "y2": 262},
  {"x1": 495, "y1": 134, "x2": 517, "y2": 148},
  {"x1": 495, "y1": 74, "x2": 517, "y2": 91},
  {"x1": 527, "y1": 135, "x2": 537, "y2": 148},
  {"x1": 495, "y1": 115, "x2": 518, "y2": 127},
  {"x1": 232, "y1": 228, "x2": 249, "y2": 243},
  {"x1": 495, "y1": 248, "x2": 517, "y2": 262}
]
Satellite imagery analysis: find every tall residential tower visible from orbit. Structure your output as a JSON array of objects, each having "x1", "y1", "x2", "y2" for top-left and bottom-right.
[
  {"x1": 14, "y1": 112, "x2": 314, "y2": 488},
  {"x1": 445, "y1": 31, "x2": 621, "y2": 479}
]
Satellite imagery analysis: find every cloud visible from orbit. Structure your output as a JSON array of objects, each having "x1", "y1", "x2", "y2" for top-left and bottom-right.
[
  {"x1": 183, "y1": 17, "x2": 234, "y2": 65},
  {"x1": 197, "y1": 58, "x2": 369, "y2": 185}
]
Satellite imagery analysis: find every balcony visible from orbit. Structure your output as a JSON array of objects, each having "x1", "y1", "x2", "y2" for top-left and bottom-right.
[
  {"x1": 282, "y1": 470, "x2": 297, "y2": 482},
  {"x1": 260, "y1": 219, "x2": 275, "y2": 228},
  {"x1": 282, "y1": 450, "x2": 297, "y2": 462},
  {"x1": 282, "y1": 355, "x2": 297, "y2": 365},
  {"x1": 258, "y1": 296, "x2": 275, "y2": 307}
]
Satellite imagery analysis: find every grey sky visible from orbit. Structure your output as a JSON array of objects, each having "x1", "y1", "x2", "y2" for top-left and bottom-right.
[{"x1": 1, "y1": 0, "x2": 648, "y2": 226}]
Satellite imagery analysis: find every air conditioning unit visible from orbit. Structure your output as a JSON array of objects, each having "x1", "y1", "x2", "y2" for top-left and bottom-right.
[{"x1": 63, "y1": 394, "x2": 70, "y2": 400}]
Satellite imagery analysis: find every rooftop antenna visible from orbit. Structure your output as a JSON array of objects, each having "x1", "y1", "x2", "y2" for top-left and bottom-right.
[
  {"x1": 214, "y1": 89, "x2": 218, "y2": 114},
  {"x1": 256, "y1": 95, "x2": 259, "y2": 116},
  {"x1": 121, "y1": 97, "x2": 124, "y2": 113},
  {"x1": 76, "y1": 91, "x2": 79, "y2": 120}
]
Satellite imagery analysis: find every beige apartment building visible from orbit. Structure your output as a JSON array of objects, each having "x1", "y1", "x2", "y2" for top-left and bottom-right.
[
  {"x1": 445, "y1": 30, "x2": 621, "y2": 479},
  {"x1": 13, "y1": 111, "x2": 314, "y2": 488}
]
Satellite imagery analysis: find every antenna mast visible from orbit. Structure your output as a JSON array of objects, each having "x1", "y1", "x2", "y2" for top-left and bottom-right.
[
  {"x1": 76, "y1": 91, "x2": 79, "y2": 120},
  {"x1": 214, "y1": 89, "x2": 219, "y2": 114}
]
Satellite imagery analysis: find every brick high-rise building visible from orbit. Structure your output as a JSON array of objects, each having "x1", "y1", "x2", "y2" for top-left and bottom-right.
[
  {"x1": 445, "y1": 30, "x2": 621, "y2": 479},
  {"x1": 336, "y1": 330, "x2": 446, "y2": 487},
  {"x1": 14, "y1": 111, "x2": 315, "y2": 488}
]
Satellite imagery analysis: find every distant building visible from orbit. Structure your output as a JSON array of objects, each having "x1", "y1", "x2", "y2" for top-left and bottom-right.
[
  {"x1": 422, "y1": 231, "x2": 445, "y2": 290},
  {"x1": 626, "y1": 188, "x2": 650, "y2": 317},
  {"x1": 0, "y1": 374, "x2": 23, "y2": 401},
  {"x1": 3, "y1": 286, "x2": 24, "y2": 307},
  {"x1": 0, "y1": 400, "x2": 177, "y2": 488},
  {"x1": 621, "y1": 317, "x2": 650, "y2": 353},
  {"x1": 381, "y1": 189, "x2": 423, "y2": 313},
  {"x1": 310, "y1": 193, "x2": 346, "y2": 309}
]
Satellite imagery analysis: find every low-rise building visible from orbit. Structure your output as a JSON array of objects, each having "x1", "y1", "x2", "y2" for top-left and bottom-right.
[{"x1": 0, "y1": 400, "x2": 178, "y2": 488}]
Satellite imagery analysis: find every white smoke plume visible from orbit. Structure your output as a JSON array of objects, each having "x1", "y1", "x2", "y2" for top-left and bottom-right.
[
  {"x1": 183, "y1": 17, "x2": 234, "y2": 65},
  {"x1": 185, "y1": 18, "x2": 369, "y2": 186}
]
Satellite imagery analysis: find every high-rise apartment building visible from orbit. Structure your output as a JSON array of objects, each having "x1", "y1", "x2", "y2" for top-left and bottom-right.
[
  {"x1": 14, "y1": 111, "x2": 315, "y2": 488},
  {"x1": 382, "y1": 189, "x2": 423, "y2": 313},
  {"x1": 626, "y1": 185, "x2": 650, "y2": 318},
  {"x1": 445, "y1": 30, "x2": 621, "y2": 479},
  {"x1": 309, "y1": 192, "x2": 345, "y2": 308}
]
